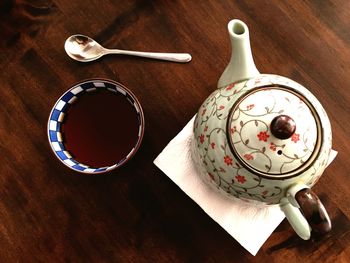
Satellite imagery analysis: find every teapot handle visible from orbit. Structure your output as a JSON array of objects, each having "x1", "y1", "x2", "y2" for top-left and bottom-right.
[
  {"x1": 295, "y1": 188, "x2": 332, "y2": 235},
  {"x1": 280, "y1": 198, "x2": 311, "y2": 240},
  {"x1": 280, "y1": 184, "x2": 331, "y2": 239}
]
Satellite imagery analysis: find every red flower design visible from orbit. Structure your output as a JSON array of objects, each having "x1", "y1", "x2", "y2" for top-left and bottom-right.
[
  {"x1": 244, "y1": 154, "x2": 254, "y2": 160},
  {"x1": 208, "y1": 173, "x2": 214, "y2": 180},
  {"x1": 219, "y1": 105, "x2": 225, "y2": 110},
  {"x1": 262, "y1": 190, "x2": 268, "y2": 196},
  {"x1": 199, "y1": 134, "x2": 205, "y2": 144},
  {"x1": 246, "y1": 104, "x2": 255, "y2": 110},
  {"x1": 226, "y1": 83, "x2": 235, "y2": 91},
  {"x1": 211, "y1": 142, "x2": 215, "y2": 149},
  {"x1": 269, "y1": 143, "x2": 277, "y2": 151},
  {"x1": 291, "y1": 133, "x2": 300, "y2": 143},
  {"x1": 254, "y1": 79, "x2": 261, "y2": 84},
  {"x1": 257, "y1": 131, "x2": 270, "y2": 142},
  {"x1": 235, "y1": 175, "x2": 246, "y2": 184},
  {"x1": 224, "y1": 155, "x2": 233, "y2": 166},
  {"x1": 201, "y1": 109, "x2": 206, "y2": 116},
  {"x1": 204, "y1": 125, "x2": 208, "y2": 132},
  {"x1": 230, "y1": 126, "x2": 236, "y2": 134}
]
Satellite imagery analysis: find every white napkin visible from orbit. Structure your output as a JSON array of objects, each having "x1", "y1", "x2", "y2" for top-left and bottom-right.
[
  {"x1": 154, "y1": 116, "x2": 338, "y2": 255},
  {"x1": 153, "y1": 117, "x2": 283, "y2": 255}
]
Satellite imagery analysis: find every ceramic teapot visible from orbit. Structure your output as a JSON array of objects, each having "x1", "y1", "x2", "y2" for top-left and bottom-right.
[{"x1": 192, "y1": 19, "x2": 337, "y2": 240}]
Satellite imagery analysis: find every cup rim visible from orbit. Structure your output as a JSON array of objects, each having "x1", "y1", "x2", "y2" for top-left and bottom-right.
[{"x1": 47, "y1": 78, "x2": 145, "y2": 174}]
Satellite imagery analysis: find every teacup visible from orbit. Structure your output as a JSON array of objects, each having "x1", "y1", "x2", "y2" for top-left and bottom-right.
[{"x1": 47, "y1": 79, "x2": 144, "y2": 174}]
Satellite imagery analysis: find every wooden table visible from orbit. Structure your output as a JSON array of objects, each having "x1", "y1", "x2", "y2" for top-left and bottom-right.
[{"x1": 1, "y1": 0, "x2": 349, "y2": 262}]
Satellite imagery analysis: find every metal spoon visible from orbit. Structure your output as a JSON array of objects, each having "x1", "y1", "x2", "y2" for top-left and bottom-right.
[{"x1": 64, "y1": 34, "x2": 192, "y2": 63}]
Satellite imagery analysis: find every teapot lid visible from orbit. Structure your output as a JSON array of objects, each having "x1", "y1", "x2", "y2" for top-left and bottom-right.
[{"x1": 227, "y1": 86, "x2": 322, "y2": 179}]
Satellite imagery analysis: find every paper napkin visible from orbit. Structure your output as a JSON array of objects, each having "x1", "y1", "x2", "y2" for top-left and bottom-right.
[
  {"x1": 154, "y1": 116, "x2": 337, "y2": 255},
  {"x1": 153, "y1": 117, "x2": 285, "y2": 255}
]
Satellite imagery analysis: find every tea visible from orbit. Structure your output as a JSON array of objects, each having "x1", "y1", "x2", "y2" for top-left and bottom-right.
[{"x1": 61, "y1": 88, "x2": 140, "y2": 168}]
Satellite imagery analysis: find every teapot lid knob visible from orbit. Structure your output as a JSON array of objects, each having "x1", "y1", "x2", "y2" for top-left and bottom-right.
[{"x1": 270, "y1": 115, "x2": 296, "y2": 140}]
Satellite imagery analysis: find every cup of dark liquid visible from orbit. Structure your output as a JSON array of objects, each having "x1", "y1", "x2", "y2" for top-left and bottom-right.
[{"x1": 47, "y1": 79, "x2": 144, "y2": 174}]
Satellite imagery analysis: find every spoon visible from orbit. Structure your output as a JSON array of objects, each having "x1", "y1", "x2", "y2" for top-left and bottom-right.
[{"x1": 64, "y1": 34, "x2": 192, "y2": 63}]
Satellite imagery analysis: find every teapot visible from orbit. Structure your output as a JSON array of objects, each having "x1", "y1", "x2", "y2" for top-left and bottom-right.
[{"x1": 192, "y1": 19, "x2": 337, "y2": 240}]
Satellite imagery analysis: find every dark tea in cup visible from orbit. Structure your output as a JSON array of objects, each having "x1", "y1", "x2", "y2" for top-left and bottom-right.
[{"x1": 48, "y1": 79, "x2": 144, "y2": 174}]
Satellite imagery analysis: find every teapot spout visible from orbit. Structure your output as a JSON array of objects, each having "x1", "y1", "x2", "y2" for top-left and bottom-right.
[{"x1": 218, "y1": 19, "x2": 260, "y2": 88}]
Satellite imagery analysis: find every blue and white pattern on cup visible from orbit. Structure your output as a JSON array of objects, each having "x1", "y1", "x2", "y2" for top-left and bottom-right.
[{"x1": 47, "y1": 79, "x2": 144, "y2": 174}]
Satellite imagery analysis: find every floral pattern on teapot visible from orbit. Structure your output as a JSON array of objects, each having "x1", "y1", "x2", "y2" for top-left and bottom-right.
[
  {"x1": 192, "y1": 74, "x2": 332, "y2": 204},
  {"x1": 228, "y1": 88, "x2": 319, "y2": 175}
]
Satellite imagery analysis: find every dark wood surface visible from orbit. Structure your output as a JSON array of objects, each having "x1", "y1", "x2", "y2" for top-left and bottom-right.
[{"x1": 1, "y1": 0, "x2": 350, "y2": 262}]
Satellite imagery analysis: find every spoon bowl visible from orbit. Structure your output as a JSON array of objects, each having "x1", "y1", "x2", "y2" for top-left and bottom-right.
[
  {"x1": 65, "y1": 35, "x2": 106, "y2": 62},
  {"x1": 64, "y1": 34, "x2": 192, "y2": 63}
]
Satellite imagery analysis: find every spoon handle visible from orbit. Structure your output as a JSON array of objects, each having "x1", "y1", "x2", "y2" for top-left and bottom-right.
[{"x1": 105, "y1": 49, "x2": 192, "y2": 63}]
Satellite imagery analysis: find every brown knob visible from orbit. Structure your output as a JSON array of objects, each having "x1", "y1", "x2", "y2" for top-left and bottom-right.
[{"x1": 270, "y1": 115, "x2": 296, "y2": 140}]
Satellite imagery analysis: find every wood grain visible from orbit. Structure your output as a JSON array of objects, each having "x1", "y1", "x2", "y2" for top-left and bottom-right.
[{"x1": 0, "y1": 0, "x2": 349, "y2": 262}]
